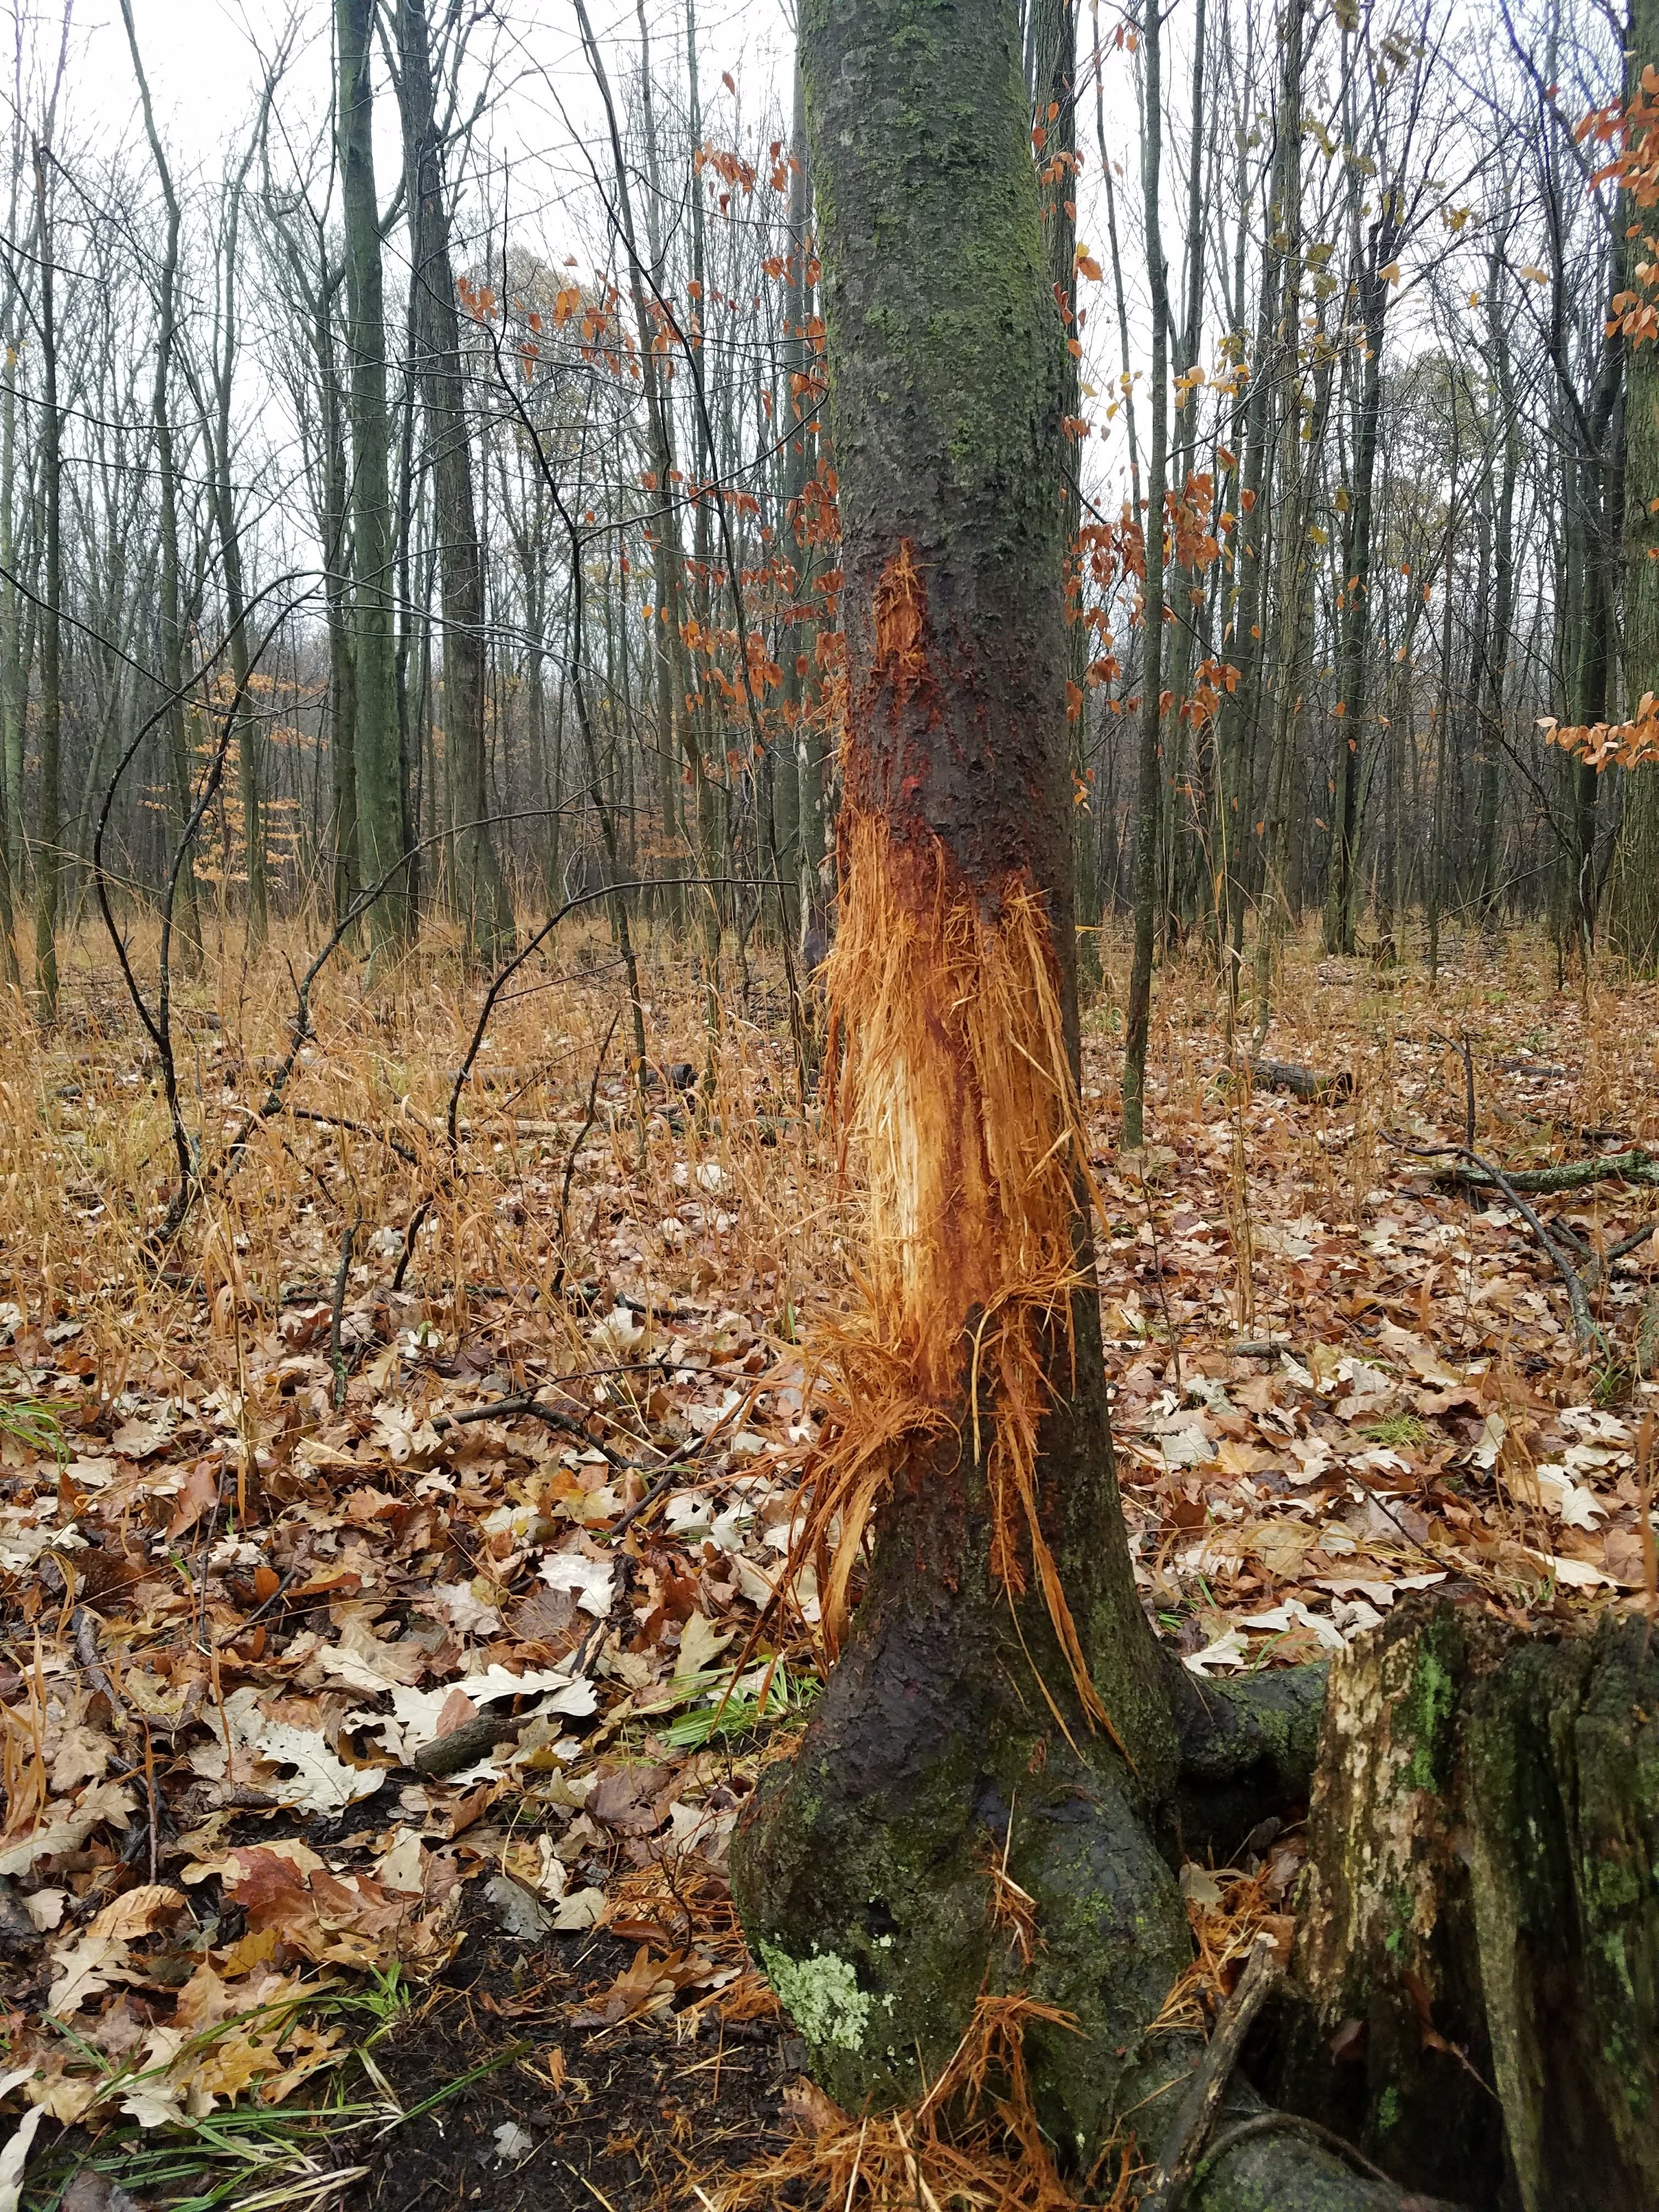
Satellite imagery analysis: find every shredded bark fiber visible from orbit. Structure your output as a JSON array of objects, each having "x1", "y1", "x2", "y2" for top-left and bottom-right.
[{"x1": 792, "y1": 794, "x2": 1123, "y2": 1754}]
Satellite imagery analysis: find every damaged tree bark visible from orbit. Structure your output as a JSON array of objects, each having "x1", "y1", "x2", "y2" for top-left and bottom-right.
[{"x1": 729, "y1": 2, "x2": 1658, "y2": 2205}]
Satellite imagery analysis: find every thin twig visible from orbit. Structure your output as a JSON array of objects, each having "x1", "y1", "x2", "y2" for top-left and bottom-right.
[
  {"x1": 427, "y1": 1389, "x2": 707, "y2": 1485},
  {"x1": 290, "y1": 1105, "x2": 418, "y2": 1166},
  {"x1": 330, "y1": 1202, "x2": 364, "y2": 1409}
]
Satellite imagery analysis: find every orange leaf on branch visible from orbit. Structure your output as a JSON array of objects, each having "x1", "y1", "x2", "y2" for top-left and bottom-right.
[{"x1": 1542, "y1": 692, "x2": 1659, "y2": 770}]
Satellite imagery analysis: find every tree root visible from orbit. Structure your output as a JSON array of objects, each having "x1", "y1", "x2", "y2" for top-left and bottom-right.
[{"x1": 1187, "y1": 2104, "x2": 1461, "y2": 2211}]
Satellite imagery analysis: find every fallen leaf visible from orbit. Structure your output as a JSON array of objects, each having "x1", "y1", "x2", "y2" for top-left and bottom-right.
[
  {"x1": 538, "y1": 1548, "x2": 616, "y2": 1616},
  {"x1": 674, "y1": 1609, "x2": 735, "y2": 1683},
  {"x1": 0, "y1": 2105, "x2": 45, "y2": 2212}
]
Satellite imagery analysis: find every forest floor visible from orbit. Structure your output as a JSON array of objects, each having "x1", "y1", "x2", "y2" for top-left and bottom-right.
[{"x1": 3, "y1": 913, "x2": 1658, "y2": 2211}]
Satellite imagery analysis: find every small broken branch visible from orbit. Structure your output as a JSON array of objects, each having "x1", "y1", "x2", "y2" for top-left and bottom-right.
[
  {"x1": 1140, "y1": 1934, "x2": 1284, "y2": 2212},
  {"x1": 407, "y1": 1706, "x2": 535, "y2": 1779},
  {"x1": 427, "y1": 1387, "x2": 710, "y2": 1487},
  {"x1": 407, "y1": 1617, "x2": 607, "y2": 1776}
]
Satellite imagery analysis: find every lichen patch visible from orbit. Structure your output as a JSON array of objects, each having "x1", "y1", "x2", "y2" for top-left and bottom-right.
[{"x1": 759, "y1": 1941, "x2": 887, "y2": 2053}]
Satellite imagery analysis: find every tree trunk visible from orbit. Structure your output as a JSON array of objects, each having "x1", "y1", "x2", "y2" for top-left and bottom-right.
[
  {"x1": 121, "y1": 0, "x2": 201, "y2": 976},
  {"x1": 1121, "y1": 0, "x2": 1171, "y2": 1149},
  {"x1": 207, "y1": 150, "x2": 264, "y2": 950},
  {"x1": 1476, "y1": 249, "x2": 1517, "y2": 929},
  {"x1": 1212, "y1": 0, "x2": 1293, "y2": 974},
  {"x1": 31, "y1": 140, "x2": 59, "y2": 1022},
  {"x1": 394, "y1": 0, "x2": 512, "y2": 968},
  {"x1": 1616, "y1": 0, "x2": 1659, "y2": 969},
  {"x1": 336, "y1": 0, "x2": 410, "y2": 966},
  {"x1": 730, "y1": 4, "x2": 1658, "y2": 2201},
  {"x1": 729, "y1": 2, "x2": 1392, "y2": 2196},
  {"x1": 319, "y1": 269, "x2": 360, "y2": 929},
  {"x1": 1324, "y1": 213, "x2": 1389, "y2": 957},
  {"x1": 730, "y1": 0, "x2": 1188, "y2": 2123},
  {"x1": 1252, "y1": 0, "x2": 1318, "y2": 1041}
]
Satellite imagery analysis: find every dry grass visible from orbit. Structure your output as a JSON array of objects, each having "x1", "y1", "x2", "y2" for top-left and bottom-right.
[{"x1": 0, "y1": 905, "x2": 850, "y2": 1424}]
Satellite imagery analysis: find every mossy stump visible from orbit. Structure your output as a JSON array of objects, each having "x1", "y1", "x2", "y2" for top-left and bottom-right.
[{"x1": 1273, "y1": 1594, "x2": 1659, "y2": 2211}]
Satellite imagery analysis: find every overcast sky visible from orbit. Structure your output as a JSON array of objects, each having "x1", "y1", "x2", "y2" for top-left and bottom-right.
[{"x1": 64, "y1": 0, "x2": 796, "y2": 174}]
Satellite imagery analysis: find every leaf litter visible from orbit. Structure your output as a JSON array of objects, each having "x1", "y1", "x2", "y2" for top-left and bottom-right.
[{"x1": 3, "y1": 925, "x2": 1658, "y2": 2204}]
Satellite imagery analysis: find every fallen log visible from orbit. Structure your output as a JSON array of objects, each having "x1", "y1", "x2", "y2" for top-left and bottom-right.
[
  {"x1": 1435, "y1": 1146, "x2": 1659, "y2": 1193},
  {"x1": 1249, "y1": 1058, "x2": 1355, "y2": 1103}
]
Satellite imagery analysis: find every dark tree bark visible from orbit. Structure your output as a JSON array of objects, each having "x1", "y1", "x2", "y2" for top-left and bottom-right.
[
  {"x1": 393, "y1": 0, "x2": 512, "y2": 967},
  {"x1": 30, "y1": 138, "x2": 59, "y2": 1020},
  {"x1": 336, "y1": 0, "x2": 410, "y2": 964},
  {"x1": 731, "y1": 0, "x2": 1375, "y2": 2192},
  {"x1": 1323, "y1": 175, "x2": 1393, "y2": 956}
]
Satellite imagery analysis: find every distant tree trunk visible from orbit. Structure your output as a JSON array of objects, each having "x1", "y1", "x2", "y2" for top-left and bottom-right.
[
  {"x1": 0, "y1": 160, "x2": 18, "y2": 990},
  {"x1": 776, "y1": 46, "x2": 820, "y2": 949},
  {"x1": 206, "y1": 148, "x2": 265, "y2": 949},
  {"x1": 1615, "y1": 0, "x2": 1659, "y2": 969},
  {"x1": 31, "y1": 139, "x2": 59, "y2": 1021},
  {"x1": 1121, "y1": 0, "x2": 1171, "y2": 1148},
  {"x1": 633, "y1": 0, "x2": 686, "y2": 932},
  {"x1": 1214, "y1": 0, "x2": 1293, "y2": 973},
  {"x1": 320, "y1": 270, "x2": 360, "y2": 928},
  {"x1": 1324, "y1": 142, "x2": 1393, "y2": 956},
  {"x1": 579, "y1": 0, "x2": 715, "y2": 1005},
  {"x1": 121, "y1": 0, "x2": 200, "y2": 975},
  {"x1": 336, "y1": 0, "x2": 410, "y2": 966},
  {"x1": 0, "y1": 213, "x2": 21, "y2": 918},
  {"x1": 1477, "y1": 249, "x2": 1518, "y2": 926},
  {"x1": 1251, "y1": 0, "x2": 1314, "y2": 1042},
  {"x1": 1161, "y1": 0, "x2": 1209, "y2": 945},
  {"x1": 394, "y1": 0, "x2": 512, "y2": 968},
  {"x1": 684, "y1": 0, "x2": 729, "y2": 1014}
]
